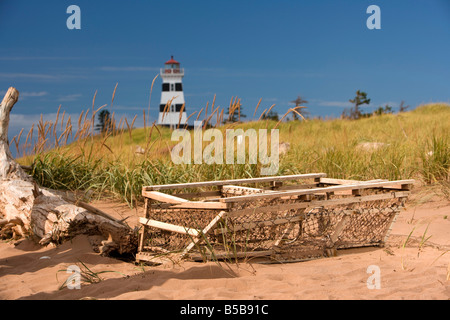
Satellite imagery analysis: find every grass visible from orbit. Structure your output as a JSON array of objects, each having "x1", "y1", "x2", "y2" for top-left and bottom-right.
[
  {"x1": 9, "y1": 92, "x2": 449, "y2": 273},
  {"x1": 401, "y1": 227, "x2": 416, "y2": 271},
  {"x1": 418, "y1": 223, "x2": 432, "y2": 255},
  {"x1": 12, "y1": 92, "x2": 450, "y2": 208},
  {"x1": 57, "y1": 259, "x2": 126, "y2": 290}
]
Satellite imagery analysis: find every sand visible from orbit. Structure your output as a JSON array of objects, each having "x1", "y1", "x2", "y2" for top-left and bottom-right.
[{"x1": 0, "y1": 189, "x2": 449, "y2": 300}]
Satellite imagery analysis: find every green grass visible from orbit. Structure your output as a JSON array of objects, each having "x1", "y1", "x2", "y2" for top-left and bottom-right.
[
  {"x1": 16, "y1": 102, "x2": 450, "y2": 207},
  {"x1": 57, "y1": 259, "x2": 126, "y2": 290}
]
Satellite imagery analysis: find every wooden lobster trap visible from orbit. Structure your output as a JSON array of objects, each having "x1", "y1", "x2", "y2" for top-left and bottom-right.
[{"x1": 136, "y1": 173, "x2": 413, "y2": 263}]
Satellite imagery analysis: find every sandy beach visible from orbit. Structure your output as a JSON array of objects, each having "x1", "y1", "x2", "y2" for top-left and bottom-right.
[{"x1": 0, "y1": 189, "x2": 448, "y2": 300}]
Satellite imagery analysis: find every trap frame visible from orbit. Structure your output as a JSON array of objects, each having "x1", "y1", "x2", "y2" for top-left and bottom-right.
[{"x1": 136, "y1": 173, "x2": 413, "y2": 263}]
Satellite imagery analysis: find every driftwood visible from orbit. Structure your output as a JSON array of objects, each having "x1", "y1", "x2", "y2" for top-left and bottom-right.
[{"x1": 0, "y1": 87, "x2": 137, "y2": 255}]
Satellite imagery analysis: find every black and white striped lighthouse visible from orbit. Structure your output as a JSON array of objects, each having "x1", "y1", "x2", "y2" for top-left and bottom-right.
[{"x1": 157, "y1": 56, "x2": 187, "y2": 127}]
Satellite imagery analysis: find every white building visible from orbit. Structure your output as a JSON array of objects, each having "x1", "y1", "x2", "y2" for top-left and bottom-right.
[{"x1": 157, "y1": 56, "x2": 188, "y2": 127}]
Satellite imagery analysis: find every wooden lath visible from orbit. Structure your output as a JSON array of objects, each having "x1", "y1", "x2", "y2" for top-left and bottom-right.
[
  {"x1": 139, "y1": 218, "x2": 201, "y2": 237},
  {"x1": 181, "y1": 211, "x2": 227, "y2": 258},
  {"x1": 142, "y1": 190, "x2": 188, "y2": 204},
  {"x1": 190, "y1": 250, "x2": 274, "y2": 262},
  {"x1": 142, "y1": 189, "x2": 228, "y2": 210},
  {"x1": 218, "y1": 179, "x2": 415, "y2": 203},
  {"x1": 226, "y1": 191, "x2": 410, "y2": 218},
  {"x1": 149, "y1": 201, "x2": 228, "y2": 210},
  {"x1": 221, "y1": 185, "x2": 277, "y2": 194},
  {"x1": 319, "y1": 178, "x2": 388, "y2": 185},
  {"x1": 142, "y1": 173, "x2": 327, "y2": 191}
]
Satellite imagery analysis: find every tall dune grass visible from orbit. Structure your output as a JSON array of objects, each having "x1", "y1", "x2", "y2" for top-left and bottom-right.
[{"x1": 13, "y1": 92, "x2": 450, "y2": 207}]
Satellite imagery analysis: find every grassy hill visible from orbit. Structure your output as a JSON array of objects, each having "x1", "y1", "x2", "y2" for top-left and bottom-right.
[{"x1": 16, "y1": 103, "x2": 450, "y2": 207}]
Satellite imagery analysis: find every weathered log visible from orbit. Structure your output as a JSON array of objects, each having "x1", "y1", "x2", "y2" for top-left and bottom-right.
[
  {"x1": 0, "y1": 87, "x2": 137, "y2": 255},
  {"x1": 0, "y1": 88, "x2": 31, "y2": 182}
]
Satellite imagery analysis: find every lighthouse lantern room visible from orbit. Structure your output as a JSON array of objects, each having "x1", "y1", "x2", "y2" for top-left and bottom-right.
[{"x1": 158, "y1": 56, "x2": 187, "y2": 127}]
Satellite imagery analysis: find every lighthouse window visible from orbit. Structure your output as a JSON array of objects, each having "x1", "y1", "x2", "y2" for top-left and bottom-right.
[
  {"x1": 162, "y1": 83, "x2": 170, "y2": 91},
  {"x1": 159, "y1": 104, "x2": 167, "y2": 112},
  {"x1": 170, "y1": 83, "x2": 175, "y2": 91},
  {"x1": 175, "y1": 83, "x2": 183, "y2": 91},
  {"x1": 175, "y1": 104, "x2": 184, "y2": 111}
]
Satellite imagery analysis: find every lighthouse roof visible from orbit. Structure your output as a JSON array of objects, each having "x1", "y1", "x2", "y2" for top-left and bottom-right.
[{"x1": 165, "y1": 56, "x2": 180, "y2": 65}]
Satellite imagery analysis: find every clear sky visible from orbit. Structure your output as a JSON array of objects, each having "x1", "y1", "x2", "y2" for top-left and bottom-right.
[{"x1": 1, "y1": 0, "x2": 449, "y2": 137}]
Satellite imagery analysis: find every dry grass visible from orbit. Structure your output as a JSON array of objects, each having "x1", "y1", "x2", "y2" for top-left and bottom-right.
[{"x1": 11, "y1": 84, "x2": 450, "y2": 207}]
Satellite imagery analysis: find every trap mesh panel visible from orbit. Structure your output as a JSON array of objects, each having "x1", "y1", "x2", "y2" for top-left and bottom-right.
[
  {"x1": 288, "y1": 198, "x2": 402, "y2": 249},
  {"x1": 144, "y1": 204, "x2": 220, "y2": 252},
  {"x1": 143, "y1": 186, "x2": 406, "y2": 261},
  {"x1": 221, "y1": 191, "x2": 404, "y2": 261}
]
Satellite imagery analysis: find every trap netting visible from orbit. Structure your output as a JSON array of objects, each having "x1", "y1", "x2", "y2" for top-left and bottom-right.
[
  {"x1": 142, "y1": 206, "x2": 221, "y2": 253},
  {"x1": 213, "y1": 188, "x2": 404, "y2": 261},
  {"x1": 137, "y1": 178, "x2": 409, "y2": 263}
]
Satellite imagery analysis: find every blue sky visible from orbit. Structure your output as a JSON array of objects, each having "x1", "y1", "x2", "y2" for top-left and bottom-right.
[{"x1": 1, "y1": 0, "x2": 450, "y2": 138}]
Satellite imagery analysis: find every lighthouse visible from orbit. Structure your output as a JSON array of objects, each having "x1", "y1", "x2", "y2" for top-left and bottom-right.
[{"x1": 157, "y1": 56, "x2": 188, "y2": 127}]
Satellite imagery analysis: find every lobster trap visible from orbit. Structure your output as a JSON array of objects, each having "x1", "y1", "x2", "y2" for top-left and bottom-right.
[{"x1": 136, "y1": 173, "x2": 413, "y2": 263}]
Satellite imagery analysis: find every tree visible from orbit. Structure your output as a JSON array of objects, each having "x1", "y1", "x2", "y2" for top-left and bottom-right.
[
  {"x1": 290, "y1": 95, "x2": 309, "y2": 120},
  {"x1": 224, "y1": 99, "x2": 246, "y2": 123},
  {"x1": 96, "y1": 109, "x2": 111, "y2": 133},
  {"x1": 373, "y1": 105, "x2": 393, "y2": 116},
  {"x1": 399, "y1": 101, "x2": 410, "y2": 113},
  {"x1": 345, "y1": 90, "x2": 371, "y2": 119},
  {"x1": 262, "y1": 109, "x2": 279, "y2": 121}
]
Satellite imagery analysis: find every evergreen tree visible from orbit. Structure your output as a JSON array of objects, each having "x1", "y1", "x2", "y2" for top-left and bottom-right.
[
  {"x1": 345, "y1": 90, "x2": 371, "y2": 119},
  {"x1": 96, "y1": 109, "x2": 111, "y2": 133},
  {"x1": 290, "y1": 95, "x2": 309, "y2": 120},
  {"x1": 374, "y1": 105, "x2": 393, "y2": 116},
  {"x1": 224, "y1": 102, "x2": 247, "y2": 123},
  {"x1": 262, "y1": 109, "x2": 279, "y2": 121}
]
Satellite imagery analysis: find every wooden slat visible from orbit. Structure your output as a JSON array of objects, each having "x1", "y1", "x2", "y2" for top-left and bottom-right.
[
  {"x1": 142, "y1": 246, "x2": 170, "y2": 253},
  {"x1": 273, "y1": 208, "x2": 306, "y2": 247},
  {"x1": 329, "y1": 214, "x2": 352, "y2": 244},
  {"x1": 381, "y1": 209, "x2": 401, "y2": 245},
  {"x1": 150, "y1": 201, "x2": 228, "y2": 210},
  {"x1": 226, "y1": 191, "x2": 410, "y2": 218},
  {"x1": 222, "y1": 185, "x2": 277, "y2": 194},
  {"x1": 190, "y1": 250, "x2": 273, "y2": 261},
  {"x1": 320, "y1": 177, "x2": 410, "y2": 191},
  {"x1": 320, "y1": 178, "x2": 413, "y2": 191},
  {"x1": 143, "y1": 173, "x2": 327, "y2": 191},
  {"x1": 168, "y1": 201, "x2": 228, "y2": 210},
  {"x1": 139, "y1": 218, "x2": 201, "y2": 237},
  {"x1": 174, "y1": 190, "x2": 222, "y2": 200},
  {"x1": 320, "y1": 178, "x2": 387, "y2": 185},
  {"x1": 138, "y1": 198, "x2": 150, "y2": 253},
  {"x1": 270, "y1": 183, "x2": 319, "y2": 191},
  {"x1": 142, "y1": 190, "x2": 189, "y2": 204},
  {"x1": 222, "y1": 185, "x2": 275, "y2": 193},
  {"x1": 135, "y1": 252, "x2": 156, "y2": 263},
  {"x1": 219, "y1": 180, "x2": 415, "y2": 203},
  {"x1": 181, "y1": 211, "x2": 227, "y2": 258}
]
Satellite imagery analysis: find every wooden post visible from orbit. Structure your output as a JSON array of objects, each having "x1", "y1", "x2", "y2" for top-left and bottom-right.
[
  {"x1": 298, "y1": 194, "x2": 311, "y2": 201},
  {"x1": 271, "y1": 181, "x2": 283, "y2": 190},
  {"x1": 401, "y1": 184, "x2": 412, "y2": 191},
  {"x1": 137, "y1": 198, "x2": 150, "y2": 254}
]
